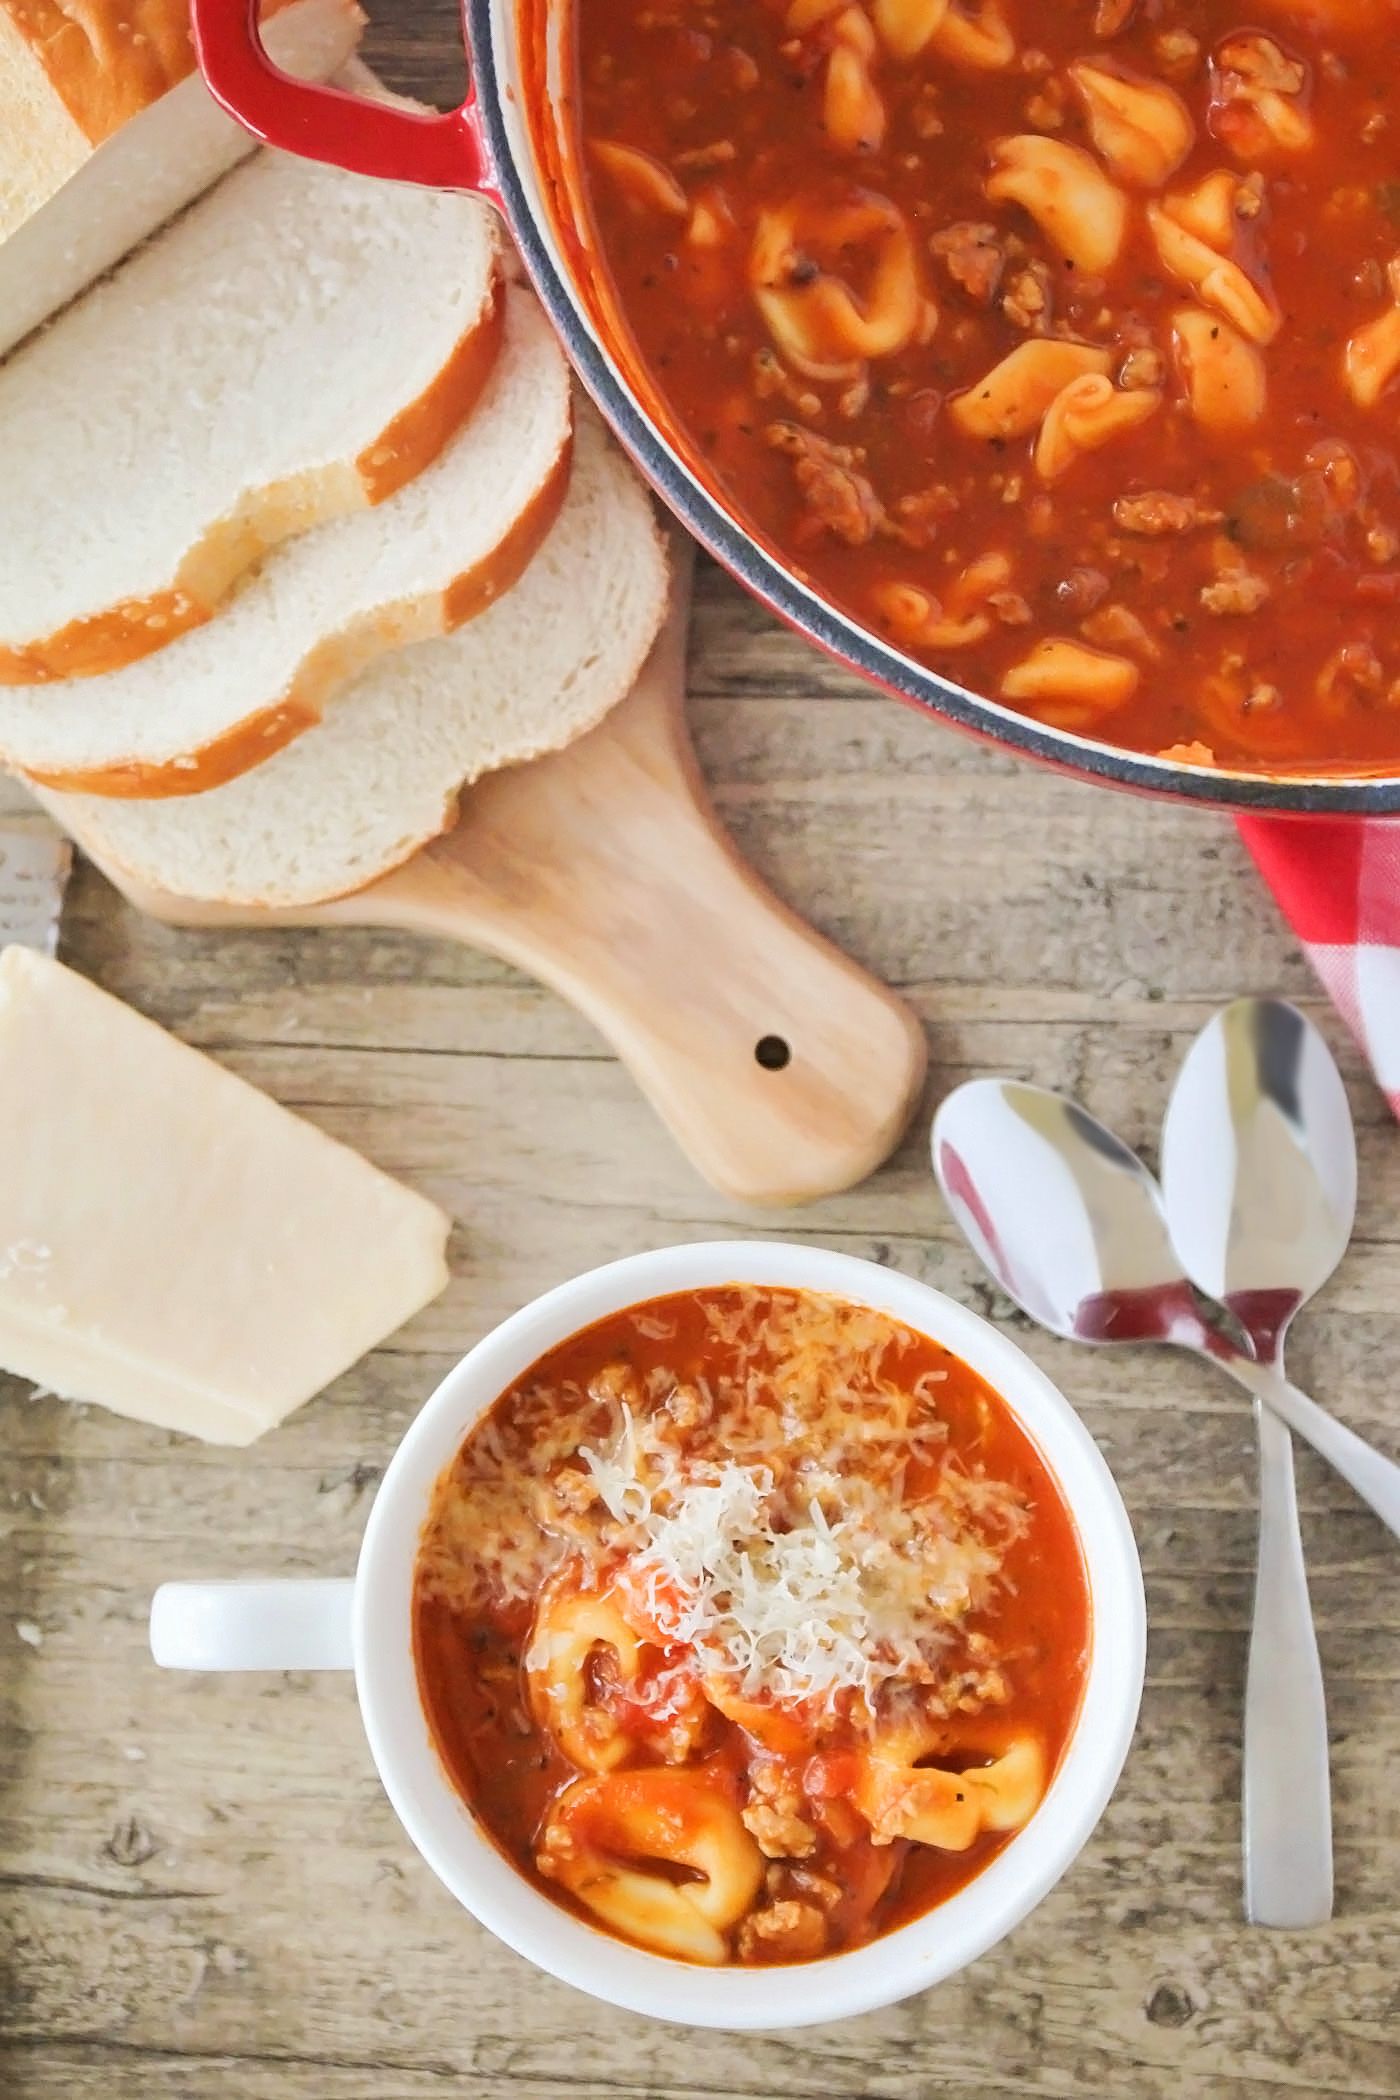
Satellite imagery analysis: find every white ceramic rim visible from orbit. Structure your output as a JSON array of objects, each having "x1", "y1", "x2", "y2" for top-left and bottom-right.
[{"x1": 353, "y1": 1241, "x2": 1146, "y2": 2029}]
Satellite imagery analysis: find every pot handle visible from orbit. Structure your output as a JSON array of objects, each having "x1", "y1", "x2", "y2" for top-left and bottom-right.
[{"x1": 190, "y1": 0, "x2": 495, "y2": 195}]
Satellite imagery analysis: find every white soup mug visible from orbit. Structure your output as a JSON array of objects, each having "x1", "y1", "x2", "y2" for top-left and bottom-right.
[{"x1": 150, "y1": 1239, "x2": 1146, "y2": 2030}]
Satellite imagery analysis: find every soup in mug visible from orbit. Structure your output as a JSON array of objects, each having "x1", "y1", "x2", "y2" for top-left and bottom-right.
[{"x1": 412, "y1": 1286, "x2": 1090, "y2": 1965}]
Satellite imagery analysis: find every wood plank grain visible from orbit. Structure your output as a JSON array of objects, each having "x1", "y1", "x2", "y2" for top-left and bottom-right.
[{"x1": 3, "y1": 5, "x2": 1399, "y2": 2097}]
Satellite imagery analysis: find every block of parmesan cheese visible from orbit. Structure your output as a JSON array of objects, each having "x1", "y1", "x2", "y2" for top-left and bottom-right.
[{"x1": 0, "y1": 946, "x2": 450, "y2": 1443}]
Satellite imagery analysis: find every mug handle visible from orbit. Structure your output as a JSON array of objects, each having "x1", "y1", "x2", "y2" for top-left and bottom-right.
[
  {"x1": 150, "y1": 1579, "x2": 354, "y2": 1671},
  {"x1": 189, "y1": 0, "x2": 495, "y2": 195}
]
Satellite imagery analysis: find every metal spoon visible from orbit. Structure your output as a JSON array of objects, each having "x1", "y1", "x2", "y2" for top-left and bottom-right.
[
  {"x1": 930, "y1": 1079, "x2": 1400, "y2": 1532},
  {"x1": 1159, "y1": 998, "x2": 1353, "y2": 1929},
  {"x1": 932, "y1": 1070, "x2": 1400, "y2": 1923}
]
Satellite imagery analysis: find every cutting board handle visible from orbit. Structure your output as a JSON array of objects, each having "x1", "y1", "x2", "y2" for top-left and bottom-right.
[{"x1": 369, "y1": 549, "x2": 927, "y2": 1205}]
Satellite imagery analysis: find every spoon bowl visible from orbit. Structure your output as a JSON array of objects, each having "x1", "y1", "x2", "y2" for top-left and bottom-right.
[
  {"x1": 933, "y1": 1080, "x2": 1224, "y2": 1357},
  {"x1": 932, "y1": 1074, "x2": 1400, "y2": 1527},
  {"x1": 1161, "y1": 999, "x2": 1357, "y2": 1363}
]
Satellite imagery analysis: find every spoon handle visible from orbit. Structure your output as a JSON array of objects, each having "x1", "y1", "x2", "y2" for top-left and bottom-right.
[
  {"x1": 1222, "y1": 1356, "x2": 1400, "y2": 1542},
  {"x1": 1243, "y1": 1400, "x2": 1333, "y2": 1927}
]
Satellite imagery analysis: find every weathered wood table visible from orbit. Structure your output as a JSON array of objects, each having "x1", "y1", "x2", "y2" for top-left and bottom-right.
[{"x1": 3, "y1": 8, "x2": 1399, "y2": 2095}]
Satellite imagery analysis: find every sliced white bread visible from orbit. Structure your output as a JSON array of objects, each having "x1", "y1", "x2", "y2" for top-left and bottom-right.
[
  {"x1": 0, "y1": 145, "x2": 503, "y2": 684},
  {"x1": 0, "y1": 286, "x2": 573, "y2": 793},
  {"x1": 38, "y1": 413, "x2": 671, "y2": 908},
  {"x1": 0, "y1": 0, "x2": 363, "y2": 359}
]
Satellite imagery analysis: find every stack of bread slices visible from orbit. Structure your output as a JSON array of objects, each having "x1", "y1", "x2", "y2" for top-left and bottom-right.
[{"x1": 0, "y1": 34, "x2": 670, "y2": 909}]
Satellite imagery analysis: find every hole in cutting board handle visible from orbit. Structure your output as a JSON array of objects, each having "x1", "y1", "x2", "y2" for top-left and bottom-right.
[{"x1": 754, "y1": 1036, "x2": 792, "y2": 1071}]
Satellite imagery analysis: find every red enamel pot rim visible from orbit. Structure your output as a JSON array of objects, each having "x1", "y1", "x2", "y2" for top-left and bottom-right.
[{"x1": 188, "y1": 0, "x2": 1400, "y2": 817}]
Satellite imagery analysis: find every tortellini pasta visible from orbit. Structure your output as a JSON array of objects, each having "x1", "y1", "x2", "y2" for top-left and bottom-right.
[
  {"x1": 539, "y1": 1769, "x2": 765, "y2": 1964},
  {"x1": 1161, "y1": 167, "x2": 1252, "y2": 248},
  {"x1": 525, "y1": 1577, "x2": 643, "y2": 1772},
  {"x1": 588, "y1": 140, "x2": 689, "y2": 218},
  {"x1": 931, "y1": 0, "x2": 1014, "y2": 68},
  {"x1": 870, "y1": 0, "x2": 1013, "y2": 67},
  {"x1": 853, "y1": 1722, "x2": 1047, "y2": 1849},
  {"x1": 986, "y1": 135, "x2": 1129, "y2": 273},
  {"x1": 876, "y1": 552, "x2": 1017, "y2": 649},
  {"x1": 750, "y1": 193, "x2": 929, "y2": 378},
  {"x1": 1344, "y1": 258, "x2": 1400, "y2": 410},
  {"x1": 1033, "y1": 371, "x2": 1161, "y2": 481},
  {"x1": 1000, "y1": 638, "x2": 1142, "y2": 726},
  {"x1": 950, "y1": 340, "x2": 1111, "y2": 440},
  {"x1": 1172, "y1": 306, "x2": 1268, "y2": 430},
  {"x1": 824, "y1": 6, "x2": 886, "y2": 154},
  {"x1": 1069, "y1": 60, "x2": 1195, "y2": 187},
  {"x1": 1146, "y1": 179, "x2": 1279, "y2": 343},
  {"x1": 870, "y1": 0, "x2": 947, "y2": 61}
]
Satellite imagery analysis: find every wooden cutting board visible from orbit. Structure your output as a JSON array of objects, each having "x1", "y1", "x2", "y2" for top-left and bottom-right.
[{"x1": 56, "y1": 556, "x2": 927, "y2": 1206}]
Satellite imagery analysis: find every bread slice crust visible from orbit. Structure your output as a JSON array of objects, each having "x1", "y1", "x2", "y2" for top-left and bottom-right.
[
  {"x1": 0, "y1": 0, "x2": 364, "y2": 355},
  {"x1": 0, "y1": 279, "x2": 506, "y2": 688},
  {"x1": 0, "y1": 0, "x2": 198, "y2": 151},
  {"x1": 0, "y1": 0, "x2": 326, "y2": 235},
  {"x1": 20, "y1": 444, "x2": 571, "y2": 797},
  {"x1": 0, "y1": 152, "x2": 504, "y2": 683},
  {"x1": 37, "y1": 411, "x2": 672, "y2": 909},
  {"x1": 1, "y1": 286, "x2": 574, "y2": 794},
  {"x1": 0, "y1": 0, "x2": 303, "y2": 145}
]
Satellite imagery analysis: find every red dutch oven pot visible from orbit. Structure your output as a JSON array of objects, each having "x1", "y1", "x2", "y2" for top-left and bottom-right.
[{"x1": 188, "y1": 0, "x2": 1400, "y2": 815}]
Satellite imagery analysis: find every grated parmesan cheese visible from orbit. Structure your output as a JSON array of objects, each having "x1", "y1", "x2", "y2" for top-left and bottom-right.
[
  {"x1": 416, "y1": 1289, "x2": 1030, "y2": 1717},
  {"x1": 585, "y1": 1438, "x2": 1013, "y2": 1707}
]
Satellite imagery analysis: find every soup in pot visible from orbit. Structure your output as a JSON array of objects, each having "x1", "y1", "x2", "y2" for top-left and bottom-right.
[
  {"x1": 412, "y1": 1286, "x2": 1091, "y2": 1966},
  {"x1": 539, "y1": 0, "x2": 1400, "y2": 772}
]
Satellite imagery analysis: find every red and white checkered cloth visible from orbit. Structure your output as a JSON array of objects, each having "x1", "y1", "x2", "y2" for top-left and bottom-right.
[{"x1": 1238, "y1": 815, "x2": 1400, "y2": 1115}]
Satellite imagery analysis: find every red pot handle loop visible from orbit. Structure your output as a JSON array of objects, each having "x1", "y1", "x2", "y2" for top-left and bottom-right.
[{"x1": 190, "y1": 0, "x2": 496, "y2": 197}]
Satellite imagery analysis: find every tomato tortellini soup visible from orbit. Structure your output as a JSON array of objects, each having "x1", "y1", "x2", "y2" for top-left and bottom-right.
[
  {"x1": 412, "y1": 1288, "x2": 1090, "y2": 1965},
  {"x1": 541, "y1": 0, "x2": 1400, "y2": 769}
]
